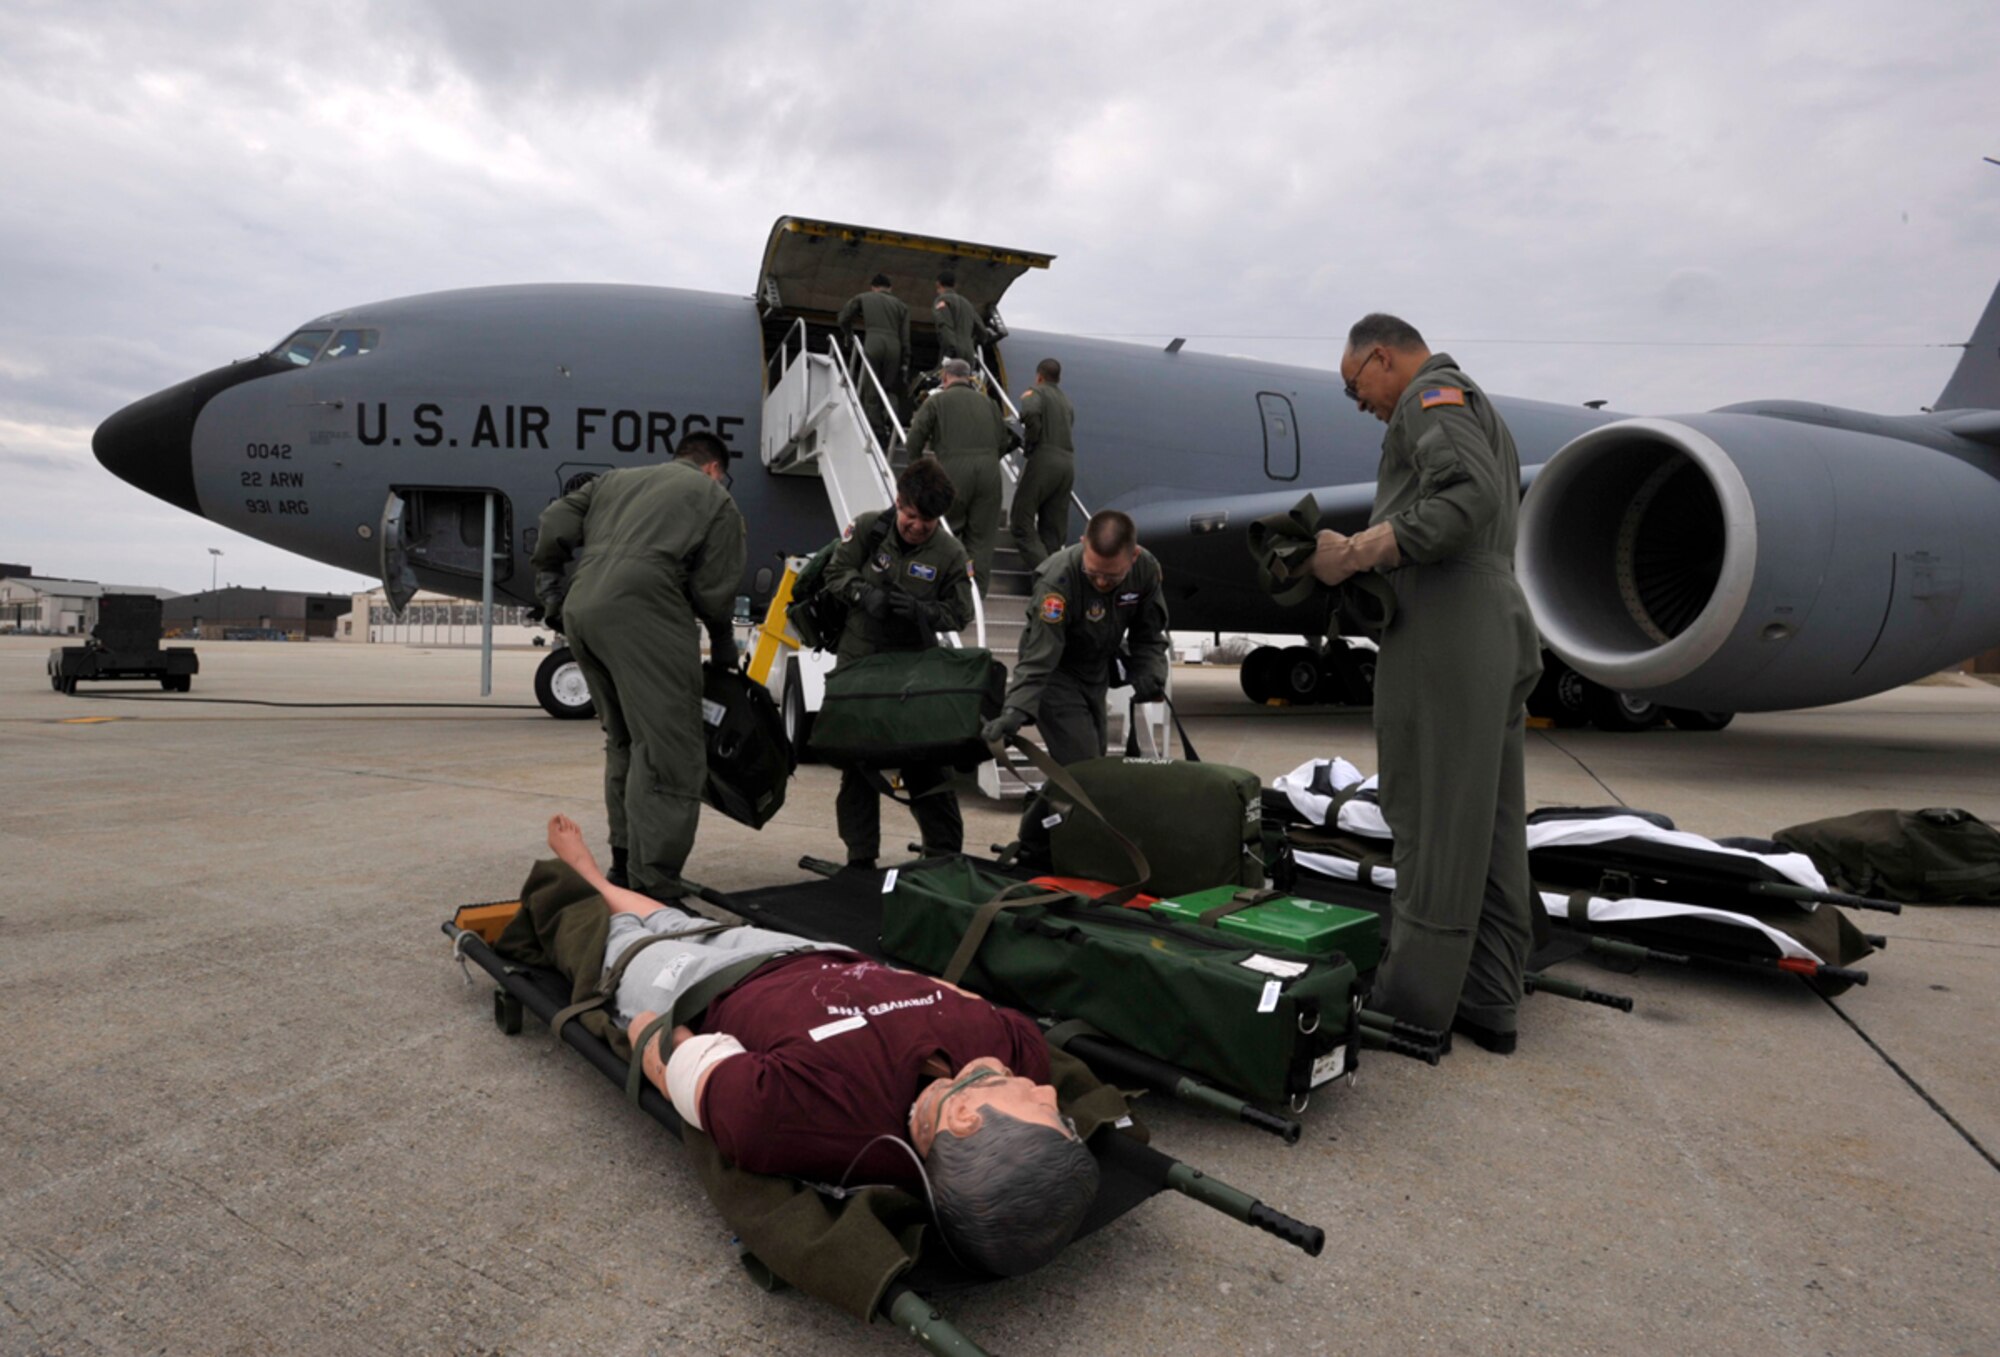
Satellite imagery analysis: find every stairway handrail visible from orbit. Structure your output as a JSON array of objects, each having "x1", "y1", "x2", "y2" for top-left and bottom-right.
[{"x1": 820, "y1": 334, "x2": 988, "y2": 650}]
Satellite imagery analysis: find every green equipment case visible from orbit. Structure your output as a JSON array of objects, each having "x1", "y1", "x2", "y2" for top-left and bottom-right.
[
  {"x1": 1025, "y1": 757, "x2": 1265, "y2": 898},
  {"x1": 881, "y1": 858, "x2": 1359, "y2": 1107},
  {"x1": 808, "y1": 647, "x2": 1005, "y2": 772},
  {"x1": 1150, "y1": 888, "x2": 1383, "y2": 973}
]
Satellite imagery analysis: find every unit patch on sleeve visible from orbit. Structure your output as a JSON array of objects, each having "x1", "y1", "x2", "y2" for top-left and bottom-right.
[
  {"x1": 1419, "y1": 386, "x2": 1466, "y2": 409},
  {"x1": 907, "y1": 561, "x2": 938, "y2": 582},
  {"x1": 1038, "y1": 594, "x2": 1066, "y2": 623}
]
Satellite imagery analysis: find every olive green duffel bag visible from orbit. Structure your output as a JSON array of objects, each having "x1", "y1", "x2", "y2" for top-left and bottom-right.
[
  {"x1": 1019, "y1": 755, "x2": 1266, "y2": 899},
  {"x1": 808, "y1": 647, "x2": 1005, "y2": 772},
  {"x1": 880, "y1": 857, "x2": 1358, "y2": 1106}
]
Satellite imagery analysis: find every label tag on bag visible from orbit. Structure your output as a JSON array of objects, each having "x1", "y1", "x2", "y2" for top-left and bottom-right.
[
  {"x1": 1241, "y1": 954, "x2": 1308, "y2": 979},
  {"x1": 1257, "y1": 980, "x2": 1282, "y2": 1013},
  {"x1": 881, "y1": 868, "x2": 899, "y2": 892},
  {"x1": 701, "y1": 699, "x2": 725, "y2": 727}
]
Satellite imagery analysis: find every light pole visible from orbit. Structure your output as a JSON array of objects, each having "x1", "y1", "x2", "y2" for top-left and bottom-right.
[{"x1": 208, "y1": 548, "x2": 223, "y2": 596}]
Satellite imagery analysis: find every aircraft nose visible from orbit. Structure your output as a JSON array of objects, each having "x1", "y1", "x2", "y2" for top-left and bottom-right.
[
  {"x1": 94, "y1": 379, "x2": 204, "y2": 514},
  {"x1": 94, "y1": 354, "x2": 286, "y2": 517}
]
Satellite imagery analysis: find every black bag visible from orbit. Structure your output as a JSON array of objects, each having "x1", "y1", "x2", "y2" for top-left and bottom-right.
[
  {"x1": 1775, "y1": 808, "x2": 2000, "y2": 905},
  {"x1": 700, "y1": 664, "x2": 792, "y2": 828},
  {"x1": 808, "y1": 647, "x2": 1005, "y2": 771},
  {"x1": 786, "y1": 516, "x2": 892, "y2": 652},
  {"x1": 881, "y1": 858, "x2": 1359, "y2": 1105}
]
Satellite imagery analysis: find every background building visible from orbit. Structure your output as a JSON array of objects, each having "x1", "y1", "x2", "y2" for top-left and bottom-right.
[
  {"x1": 339, "y1": 588, "x2": 548, "y2": 646},
  {"x1": 0, "y1": 573, "x2": 179, "y2": 635},
  {"x1": 160, "y1": 588, "x2": 352, "y2": 640}
]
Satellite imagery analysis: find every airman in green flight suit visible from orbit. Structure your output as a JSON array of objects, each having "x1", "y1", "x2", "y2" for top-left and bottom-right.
[
  {"x1": 905, "y1": 358, "x2": 1009, "y2": 594},
  {"x1": 982, "y1": 510, "x2": 1171, "y2": 766},
  {"x1": 837, "y1": 273, "x2": 911, "y2": 440},
  {"x1": 822, "y1": 458, "x2": 974, "y2": 868},
  {"x1": 931, "y1": 269, "x2": 990, "y2": 366},
  {"x1": 1319, "y1": 313, "x2": 1543, "y2": 1053},
  {"x1": 1010, "y1": 357, "x2": 1077, "y2": 570},
  {"x1": 531, "y1": 432, "x2": 746, "y2": 898}
]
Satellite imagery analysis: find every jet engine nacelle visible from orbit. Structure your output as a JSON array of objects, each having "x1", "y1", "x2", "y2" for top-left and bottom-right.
[{"x1": 1517, "y1": 414, "x2": 2000, "y2": 712}]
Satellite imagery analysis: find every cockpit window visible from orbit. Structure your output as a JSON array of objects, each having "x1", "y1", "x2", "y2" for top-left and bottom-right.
[
  {"x1": 274, "y1": 329, "x2": 332, "y2": 367},
  {"x1": 320, "y1": 329, "x2": 379, "y2": 361}
]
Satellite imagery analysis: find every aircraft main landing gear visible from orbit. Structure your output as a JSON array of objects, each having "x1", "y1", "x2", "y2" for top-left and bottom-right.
[{"x1": 1238, "y1": 642, "x2": 1376, "y2": 707}]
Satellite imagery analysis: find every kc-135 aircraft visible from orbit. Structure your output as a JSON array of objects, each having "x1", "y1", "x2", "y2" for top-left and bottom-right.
[{"x1": 94, "y1": 217, "x2": 2000, "y2": 728}]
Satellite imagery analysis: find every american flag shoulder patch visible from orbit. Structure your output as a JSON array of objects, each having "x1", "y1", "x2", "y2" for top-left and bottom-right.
[{"x1": 1419, "y1": 386, "x2": 1466, "y2": 409}]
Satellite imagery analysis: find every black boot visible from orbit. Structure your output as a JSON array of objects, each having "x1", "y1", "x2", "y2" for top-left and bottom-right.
[
  {"x1": 1450, "y1": 1014, "x2": 1518, "y2": 1055},
  {"x1": 606, "y1": 846, "x2": 630, "y2": 889}
]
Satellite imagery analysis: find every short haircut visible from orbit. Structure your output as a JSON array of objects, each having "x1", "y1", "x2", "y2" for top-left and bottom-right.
[
  {"x1": 927, "y1": 1109, "x2": 1098, "y2": 1278},
  {"x1": 898, "y1": 457, "x2": 956, "y2": 519},
  {"x1": 675, "y1": 431, "x2": 729, "y2": 469},
  {"x1": 1347, "y1": 313, "x2": 1426, "y2": 354},
  {"x1": 940, "y1": 358, "x2": 973, "y2": 381},
  {"x1": 936, "y1": 269, "x2": 956, "y2": 287},
  {"x1": 871, "y1": 273, "x2": 891, "y2": 288},
  {"x1": 1036, "y1": 358, "x2": 1061, "y2": 382},
  {"x1": 1084, "y1": 509, "x2": 1137, "y2": 557}
]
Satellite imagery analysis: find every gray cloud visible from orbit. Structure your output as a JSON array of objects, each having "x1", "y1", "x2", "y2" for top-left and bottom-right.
[{"x1": 1, "y1": 0, "x2": 1996, "y2": 592}]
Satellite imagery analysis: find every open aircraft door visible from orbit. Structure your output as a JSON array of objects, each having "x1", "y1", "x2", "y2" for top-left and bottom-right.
[
  {"x1": 378, "y1": 491, "x2": 418, "y2": 612},
  {"x1": 755, "y1": 216, "x2": 1055, "y2": 385}
]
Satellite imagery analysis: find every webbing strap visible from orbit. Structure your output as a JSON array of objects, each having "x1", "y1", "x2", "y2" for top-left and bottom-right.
[
  {"x1": 1198, "y1": 887, "x2": 1282, "y2": 928},
  {"x1": 550, "y1": 918, "x2": 736, "y2": 1043},
  {"x1": 1357, "y1": 852, "x2": 1392, "y2": 888},
  {"x1": 1043, "y1": 1017, "x2": 1105, "y2": 1051},
  {"x1": 940, "y1": 883, "x2": 1077, "y2": 987},
  {"x1": 1566, "y1": 889, "x2": 1596, "y2": 930},
  {"x1": 1124, "y1": 694, "x2": 1202, "y2": 763},
  {"x1": 1005, "y1": 732, "x2": 1151, "y2": 899},
  {"x1": 625, "y1": 1010, "x2": 679, "y2": 1105}
]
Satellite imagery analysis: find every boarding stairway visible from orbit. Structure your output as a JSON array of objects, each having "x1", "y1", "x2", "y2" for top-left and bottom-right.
[{"x1": 760, "y1": 322, "x2": 1167, "y2": 798}]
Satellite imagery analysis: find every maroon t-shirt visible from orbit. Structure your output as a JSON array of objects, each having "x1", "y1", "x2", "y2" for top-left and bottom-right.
[{"x1": 695, "y1": 950, "x2": 1050, "y2": 1187}]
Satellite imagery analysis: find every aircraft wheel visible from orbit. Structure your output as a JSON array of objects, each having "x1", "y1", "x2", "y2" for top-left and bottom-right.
[
  {"x1": 1276, "y1": 646, "x2": 1324, "y2": 704},
  {"x1": 782, "y1": 658, "x2": 818, "y2": 764},
  {"x1": 534, "y1": 647, "x2": 596, "y2": 720},
  {"x1": 1586, "y1": 684, "x2": 1665, "y2": 732},
  {"x1": 1665, "y1": 707, "x2": 1735, "y2": 732},
  {"x1": 1317, "y1": 644, "x2": 1376, "y2": 706},
  {"x1": 1528, "y1": 654, "x2": 1591, "y2": 727},
  {"x1": 1239, "y1": 646, "x2": 1283, "y2": 703},
  {"x1": 160, "y1": 675, "x2": 192, "y2": 693}
]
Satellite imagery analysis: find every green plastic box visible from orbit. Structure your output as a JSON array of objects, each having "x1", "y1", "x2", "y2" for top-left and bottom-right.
[{"x1": 1151, "y1": 888, "x2": 1382, "y2": 972}]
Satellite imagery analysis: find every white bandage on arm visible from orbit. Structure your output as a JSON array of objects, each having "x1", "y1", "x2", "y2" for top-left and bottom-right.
[{"x1": 664, "y1": 1032, "x2": 746, "y2": 1131}]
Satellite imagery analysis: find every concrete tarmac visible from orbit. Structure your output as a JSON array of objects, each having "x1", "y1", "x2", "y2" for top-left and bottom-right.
[{"x1": 4, "y1": 636, "x2": 1998, "y2": 1356}]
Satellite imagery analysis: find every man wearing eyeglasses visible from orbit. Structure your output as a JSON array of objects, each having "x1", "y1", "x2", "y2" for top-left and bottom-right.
[
  {"x1": 540, "y1": 813, "x2": 1100, "y2": 1277},
  {"x1": 1318, "y1": 315, "x2": 1541, "y2": 1055},
  {"x1": 531, "y1": 431, "x2": 746, "y2": 899}
]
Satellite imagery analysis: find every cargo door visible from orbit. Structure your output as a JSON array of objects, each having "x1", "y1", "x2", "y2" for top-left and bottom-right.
[{"x1": 1259, "y1": 392, "x2": 1300, "y2": 481}]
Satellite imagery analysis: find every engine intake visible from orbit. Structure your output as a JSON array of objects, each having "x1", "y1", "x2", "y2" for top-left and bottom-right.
[{"x1": 1518, "y1": 414, "x2": 2000, "y2": 711}]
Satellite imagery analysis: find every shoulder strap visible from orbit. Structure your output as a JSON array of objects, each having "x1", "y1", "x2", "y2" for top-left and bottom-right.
[{"x1": 1124, "y1": 694, "x2": 1201, "y2": 762}]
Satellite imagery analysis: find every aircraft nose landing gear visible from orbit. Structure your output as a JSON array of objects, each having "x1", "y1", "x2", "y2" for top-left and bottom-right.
[{"x1": 534, "y1": 645, "x2": 597, "y2": 720}]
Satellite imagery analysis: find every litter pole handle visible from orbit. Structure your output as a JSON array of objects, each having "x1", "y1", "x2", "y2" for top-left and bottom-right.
[
  {"x1": 1163, "y1": 1163, "x2": 1325, "y2": 1257},
  {"x1": 1357, "y1": 1023, "x2": 1441, "y2": 1066},
  {"x1": 883, "y1": 1286, "x2": 990, "y2": 1357},
  {"x1": 1525, "y1": 971, "x2": 1635, "y2": 1012},
  {"x1": 1248, "y1": 1202, "x2": 1327, "y2": 1257},
  {"x1": 1357, "y1": 1007, "x2": 1447, "y2": 1045},
  {"x1": 1061, "y1": 1031, "x2": 1302, "y2": 1144},
  {"x1": 1236, "y1": 1100, "x2": 1306, "y2": 1146},
  {"x1": 1792, "y1": 961, "x2": 1869, "y2": 987},
  {"x1": 796, "y1": 855, "x2": 844, "y2": 878},
  {"x1": 1587, "y1": 936, "x2": 1690, "y2": 966},
  {"x1": 1864, "y1": 934, "x2": 1888, "y2": 950},
  {"x1": 1750, "y1": 881, "x2": 1902, "y2": 915}
]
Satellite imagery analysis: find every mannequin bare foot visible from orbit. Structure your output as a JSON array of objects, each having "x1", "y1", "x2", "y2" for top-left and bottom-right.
[{"x1": 547, "y1": 814, "x2": 592, "y2": 872}]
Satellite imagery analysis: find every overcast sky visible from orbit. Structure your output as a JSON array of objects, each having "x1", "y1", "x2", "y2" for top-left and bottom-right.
[{"x1": 2, "y1": 0, "x2": 1995, "y2": 594}]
